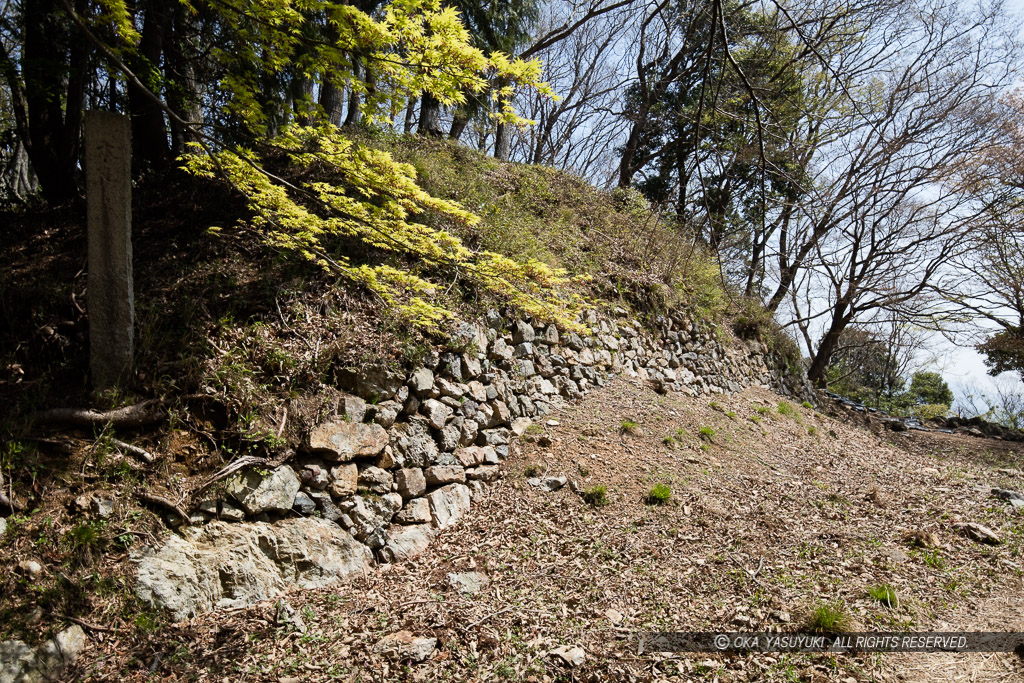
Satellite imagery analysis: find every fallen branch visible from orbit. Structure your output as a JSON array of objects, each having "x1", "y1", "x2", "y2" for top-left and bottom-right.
[
  {"x1": 110, "y1": 438, "x2": 156, "y2": 463},
  {"x1": 138, "y1": 492, "x2": 189, "y2": 523},
  {"x1": 465, "y1": 606, "x2": 515, "y2": 630},
  {"x1": 56, "y1": 613, "x2": 116, "y2": 634},
  {"x1": 192, "y1": 455, "x2": 269, "y2": 498},
  {"x1": 34, "y1": 400, "x2": 166, "y2": 430}
]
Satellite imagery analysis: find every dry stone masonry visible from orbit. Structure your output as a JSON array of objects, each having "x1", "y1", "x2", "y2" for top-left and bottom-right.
[{"x1": 134, "y1": 306, "x2": 810, "y2": 618}]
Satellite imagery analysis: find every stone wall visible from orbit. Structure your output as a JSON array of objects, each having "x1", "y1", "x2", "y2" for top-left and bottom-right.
[{"x1": 173, "y1": 306, "x2": 809, "y2": 563}]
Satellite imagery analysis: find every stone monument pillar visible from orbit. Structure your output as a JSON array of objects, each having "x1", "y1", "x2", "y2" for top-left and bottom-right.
[{"x1": 86, "y1": 111, "x2": 134, "y2": 389}]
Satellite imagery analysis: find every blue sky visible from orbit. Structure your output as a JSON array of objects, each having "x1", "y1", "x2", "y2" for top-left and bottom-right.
[{"x1": 930, "y1": 0, "x2": 1024, "y2": 411}]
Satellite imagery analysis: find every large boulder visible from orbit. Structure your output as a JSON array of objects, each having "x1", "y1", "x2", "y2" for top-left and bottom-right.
[
  {"x1": 0, "y1": 625, "x2": 86, "y2": 683},
  {"x1": 426, "y1": 483, "x2": 471, "y2": 529},
  {"x1": 390, "y1": 420, "x2": 439, "y2": 467},
  {"x1": 134, "y1": 518, "x2": 373, "y2": 621},
  {"x1": 308, "y1": 420, "x2": 388, "y2": 461},
  {"x1": 407, "y1": 368, "x2": 434, "y2": 395},
  {"x1": 379, "y1": 524, "x2": 435, "y2": 563},
  {"x1": 334, "y1": 366, "x2": 405, "y2": 402},
  {"x1": 420, "y1": 399, "x2": 452, "y2": 430},
  {"x1": 225, "y1": 466, "x2": 300, "y2": 515},
  {"x1": 328, "y1": 463, "x2": 358, "y2": 499}
]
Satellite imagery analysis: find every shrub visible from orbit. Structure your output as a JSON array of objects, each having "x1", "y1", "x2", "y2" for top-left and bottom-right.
[
  {"x1": 910, "y1": 403, "x2": 950, "y2": 420},
  {"x1": 698, "y1": 426, "x2": 716, "y2": 442},
  {"x1": 583, "y1": 485, "x2": 610, "y2": 507},
  {"x1": 620, "y1": 419, "x2": 638, "y2": 434},
  {"x1": 523, "y1": 464, "x2": 541, "y2": 478},
  {"x1": 646, "y1": 483, "x2": 672, "y2": 505}
]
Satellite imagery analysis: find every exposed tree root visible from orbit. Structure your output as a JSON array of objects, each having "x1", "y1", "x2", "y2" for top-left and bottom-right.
[
  {"x1": 138, "y1": 492, "x2": 189, "y2": 523},
  {"x1": 33, "y1": 400, "x2": 166, "y2": 430}
]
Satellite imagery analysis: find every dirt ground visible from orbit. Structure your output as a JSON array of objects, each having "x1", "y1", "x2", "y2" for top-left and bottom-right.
[{"x1": 56, "y1": 377, "x2": 1024, "y2": 680}]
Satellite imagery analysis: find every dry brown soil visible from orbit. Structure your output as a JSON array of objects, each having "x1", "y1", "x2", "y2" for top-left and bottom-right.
[{"x1": 59, "y1": 378, "x2": 1024, "y2": 681}]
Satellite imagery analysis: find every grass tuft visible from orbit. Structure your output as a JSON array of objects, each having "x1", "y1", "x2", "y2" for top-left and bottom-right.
[
  {"x1": 583, "y1": 485, "x2": 610, "y2": 507},
  {"x1": 807, "y1": 600, "x2": 851, "y2": 633},
  {"x1": 867, "y1": 584, "x2": 898, "y2": 608},
  {"x1": 645, "y1": 483, "x2": 672, "y2": 505},
  {"x1": 777, "y1": 401, "x2": 798, "y2": 417}
]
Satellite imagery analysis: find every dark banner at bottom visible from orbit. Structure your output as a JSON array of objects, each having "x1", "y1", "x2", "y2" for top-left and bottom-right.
[{"x1": 636, "y1": 632, "x2": 1024, "y2": 653}]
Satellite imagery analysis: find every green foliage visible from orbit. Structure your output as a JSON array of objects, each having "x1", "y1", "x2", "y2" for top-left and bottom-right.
[
  {"x1": 386, "y1": 137, "x2": 711, "y2": 315},
  {"x1": 777, "y1": 401, "x2": 797, "y2": 417},
  {"x1": 807, "y1": 600, "x2": 851, "y2": 633},
  {"x1": 730, "y1": 299, "x2": 801, "y2": 371},
  {"x1": 698, "y1": 426, "x2": 716, "y2": 442},
  {"x1": 827, "y1": 332, "x2": 953, "y2": 417},
  {"x1": 523, "y1": 464, "x2": 541, "y2": 478},
  {"x1": 801, "y1": 401, "x2": 813, "y2": 410},
  {"x1": 159, "y1": 0, "x2": 581, "y2": 336},
  {"x1": 978, "y1": 329, "x2": 1024, "y2": 377},
  {"x1": 910, "y1": 403, "x2": 950, "y2": 420},
  {"x1": 202, "y1": 0, "x2": 550, "y2": 133},
  {"x1": 645, "y1": 483, "x2": 672, "y2": 505},
  {"x1": 906, "y1": 371, "x2": 953, "y2": 408},
  {"x1": 185, "y1": 126, "x2": 585, "y2": 334},
  {"x1": 628, "y1": 2, "x2": 810, "y2": 265},
  {"x1": 677, "y1": 250, "x2": 726, "y2": 322},
  {"x1": 583, "y1": 485, "x2": 609, "y2": 507},
  {"x1": 825, "y1": 328, "x2": 905, "y2": 406},
  {"x1": 921, "y1": 549, "x2": 945, "y2": 569},
  {"x1": 867, "y1": 584, "x2": 898, "y2": 608},
  {"x1": 620, "y1": 419, "x2": 638, "y2": 434}
]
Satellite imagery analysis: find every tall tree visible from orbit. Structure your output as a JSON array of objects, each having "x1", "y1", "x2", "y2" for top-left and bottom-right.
[{"x1": 0, "y1": 0, "x2": 88, "y2": 203}]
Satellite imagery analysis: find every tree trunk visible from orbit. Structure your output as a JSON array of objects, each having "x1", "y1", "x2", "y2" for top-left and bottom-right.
[
  {"x1": 343, "y1": 59, "x2": 362, "y2": 127},
  {"x1": 319, "y1": 81, "x2": 344, "y2": 126},
  {"x1": 806, "y1": 307, "x2": 850, "y2": 387},
  {"x1": 128, "y1": 0, "x2": 171, "y2": 170},
  {"x1": 1, "y1": 141, "x2": 38, "y2": 201},
  {"x1": 493, "y1": 122, "x2": 511, "y2": 160},
  {"x1": 23, "y1": 0, "x2": 86, "y2": 204},
  {"x1": 164, "y1": 1, "x2": 202, "y2": 154},
  {"x1": 616, "y1": 106, "x2": 650, "y2": 188},
  {"x1": 403, "y1": 96, "x2": 417, "y2": 134},
  {"x1": 418, "y1": 92, "x2": 443, "y2": 136},
  {"x1": 449, "y1": 108, "x2": 469, "y2": 140},
  {"x1": 291, "y1": 75, "x2": 314, "y2": 125}
]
